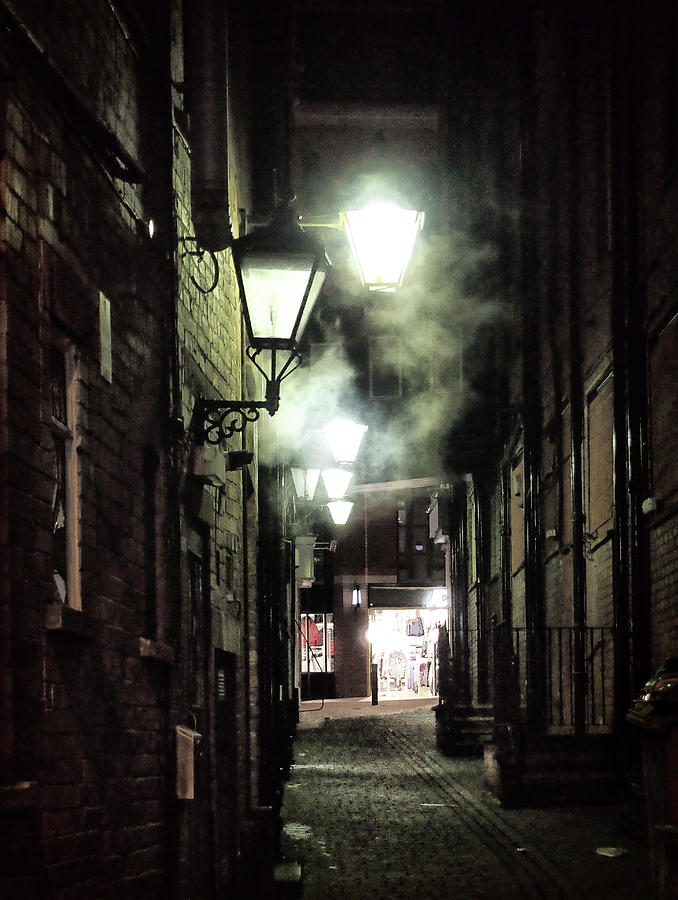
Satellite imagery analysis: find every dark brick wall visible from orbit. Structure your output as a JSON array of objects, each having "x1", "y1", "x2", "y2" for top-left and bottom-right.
[{"x1": 0, "y1": 1, "x2": 263, "y2": 897}]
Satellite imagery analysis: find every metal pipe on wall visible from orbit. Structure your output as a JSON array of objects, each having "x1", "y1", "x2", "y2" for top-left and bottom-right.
[
  {"x1": 565, "y1": 11, "x2": 588, "y2": 738},
  {"x1": 186, "y1": 0, "x2": 233, "y2": 251}
]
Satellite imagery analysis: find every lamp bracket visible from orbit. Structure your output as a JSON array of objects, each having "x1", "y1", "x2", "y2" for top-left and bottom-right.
[
  {"x1": 247, "y1": 345, "x2": 302, "y2": 385},
  {"x1": 196, "y1": 398, "x2": 275, "y2": 444},
  {"x1": 180, "y1": 236, "x2": 220, "y2": 294}
]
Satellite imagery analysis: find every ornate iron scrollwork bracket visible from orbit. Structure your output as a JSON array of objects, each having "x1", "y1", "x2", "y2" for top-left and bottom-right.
[
  {"x1": 179, "y1": 237, "x2": 220, "y2": 295},
  {"x1": 196, "y1": 399, "x2": 275, "y2": 444}
]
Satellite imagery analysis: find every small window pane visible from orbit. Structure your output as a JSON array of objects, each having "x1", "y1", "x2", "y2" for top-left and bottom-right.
[
  {"x1": 50, "y1": 346, "x2": 67, "y2": 424},
  {"x1": 369, "y1": 336, "x2": 401, "y2": 398},
  {"x1": 52, "y1": 434, "x2": 67, "y2": 601}
]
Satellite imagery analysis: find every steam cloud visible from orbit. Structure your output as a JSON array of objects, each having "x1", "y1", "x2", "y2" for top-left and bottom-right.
[{"x1": 258, "y1": 225, "x2": 508, "y2": 480}]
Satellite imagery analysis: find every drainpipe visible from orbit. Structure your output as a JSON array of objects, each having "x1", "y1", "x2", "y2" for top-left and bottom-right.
[
  {"x1": 565, "y1": 13, "x2": 588, "y2": 738},
  {"x1": 186, "y1": 0, "x2": 233, "y2": 251},
  {"x1": 475, "y1": 477, "x2": 489, "y2": 704},
  {"x1": 454, "y1": 484, "x2": 471, "y2": 707},
  {"x1": 609, "y1": 4, "x2": 648, "y2": 724},
  {"x1": 519, "y1": 3, "x2": 545, "y2": 731}
]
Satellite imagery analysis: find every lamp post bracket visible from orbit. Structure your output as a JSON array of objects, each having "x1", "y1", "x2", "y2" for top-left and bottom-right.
[{"x1": 196, "y1": 398, "x2": 276, "y2": 444}]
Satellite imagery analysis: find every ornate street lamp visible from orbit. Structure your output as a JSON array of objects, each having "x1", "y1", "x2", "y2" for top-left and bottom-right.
[
  {"x1": 323, "y1": 418, "x2": 368, "y2": 466},
  {"x1": 289, "y1": 417, "x2": 367, "y2": 528},
  {"x1": 196, "y1": 202, "x2": 331, "y2": 444},
  {"x1": 320, "y1": 467, "x2": 354, "y2": 500},
  {"x1": 290, "y1": 467, "x2": 320, "y2": 502},
  {"x1": 340, "y1": 203, "x2": 424, "y2": 293},
  {"x1": 299, "y1": 201, "x2": 424, "y2": 294},
  {"x1": 326, "y1": 500, "x2": 354, "y2": 526}
]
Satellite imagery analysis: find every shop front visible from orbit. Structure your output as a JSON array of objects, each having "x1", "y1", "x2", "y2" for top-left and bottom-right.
[
  {"x1": 299, "y1": 611, "x2": 335, "y2": 700},
  {"x1": 367, "y1": 586, "x2": 449, "y2": 699},
  {"x1": 299, "y1": 545, "x2": 335, "y2": 700}
]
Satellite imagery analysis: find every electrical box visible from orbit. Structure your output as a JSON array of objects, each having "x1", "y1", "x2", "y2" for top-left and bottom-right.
[
  {"x1": 427, "y1": 490, "x2": 450, "y2": 543},
  {"x1": 175, "y1": 725, "x2": 202, "y2": 800},
  {"x1": 191, "y1": 444, "x2": 226, "y2": 488},
  {"x1": 295, "y1": 535, "x2": 317, "y2": 585}
]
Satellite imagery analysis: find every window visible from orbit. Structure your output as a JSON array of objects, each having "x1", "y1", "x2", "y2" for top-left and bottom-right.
[
  {"x1": 510, "y1": 453, "x2": 525, "y2": 574},
  {"x1": 300, "y1": 613, "x2": 334, "y2": 674},
  {"x1": 143, "y1": 447, "x2": 159, "y2": 638},
  {"x1": 585, "y1": 373, "x2": 614, "y2": 537},
  {"x1": 369, "y1": 335, "x2": 401, "y2": 398},
  {"x1": 188, "y1": 549, "x2": 206, "y2": 705},
  {"x1": 649, "y1": 313, "x2": 678, "y2": 506},
  {"x1": 560, "y1": 405, "x2": 573, "y2": 547},
  {"x1": 50, "y1": 343, "x2": 81, "y2": 609},
  {"x1": 595, "y1": 75, "x2": 612, "y2": 260},
  {"x1": 467, "y1": 482, "x2": 477, "y2": 587}
]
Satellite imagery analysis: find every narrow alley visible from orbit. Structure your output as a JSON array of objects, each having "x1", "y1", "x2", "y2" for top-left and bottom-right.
[{"x1": 278, "y1": 702, "x2": 652, "y2": 900}]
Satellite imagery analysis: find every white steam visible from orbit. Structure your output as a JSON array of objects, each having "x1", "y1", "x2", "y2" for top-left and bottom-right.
[{"x1": 258, "y1": 226, "x2": 507, "y2": 477}]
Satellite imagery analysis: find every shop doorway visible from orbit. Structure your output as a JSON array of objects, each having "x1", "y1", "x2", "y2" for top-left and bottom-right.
[
  {"x1": 299, "y1": 612, "x2": 335, "y2": 700},
  {"x1": 367, "y1": 607, "x2": 443, "y2": 699}
]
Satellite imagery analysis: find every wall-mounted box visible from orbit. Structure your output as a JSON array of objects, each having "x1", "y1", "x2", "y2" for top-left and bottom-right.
[{"x1": 176, "y1": 725, "x2": 202, "y2": 800}]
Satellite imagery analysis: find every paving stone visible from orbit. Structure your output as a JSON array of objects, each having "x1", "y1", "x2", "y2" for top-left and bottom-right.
[{"x1": 279, "y1": 705, "x2": 653, "y2": 899}]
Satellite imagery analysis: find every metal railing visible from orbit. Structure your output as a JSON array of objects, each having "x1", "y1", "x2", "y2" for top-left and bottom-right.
[{"x1": 494, "y1": 624, "x2": 615, "y2": 732}]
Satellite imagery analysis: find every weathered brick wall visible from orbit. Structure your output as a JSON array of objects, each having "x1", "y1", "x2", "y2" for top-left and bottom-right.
[
  {"x1": 169, "y1": 1, "x2": 261, "y2": 893},
  {"x1": 649, "y1": 513, "x2": 678, "y2": 667},
  {"x1": 635, "y1": 8, "x2": 678, "y2": 675},
  {"x1": 0, "y1": 0, "x2": 268, "y2": 895}
]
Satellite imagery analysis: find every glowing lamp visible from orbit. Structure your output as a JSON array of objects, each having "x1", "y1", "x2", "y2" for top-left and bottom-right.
[
  {"x1": 290, "y1": 467, "x2": 321, "y2": 502},
  {"x1": 342, "y1": 204, "x2": 424, "y2": 293},
  {"x1": 327, "y1": 500, "x2": 354, "y2": 526},
  {"x1": 321, "y1": 468, "x2": 354, "y2": 500},
  {"x1": 197, "y1": 203, "x2": 330, "y2": 444},
  {"x1": 323, "y1": 418, "x2": 368, "y2": 465}
]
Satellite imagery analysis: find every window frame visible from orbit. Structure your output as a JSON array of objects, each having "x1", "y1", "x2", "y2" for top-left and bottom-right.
[
  {"x1": 49, "y1": 339, "x2": 82, "y2": 610},
  {"x1": 368, "y1": 334, "x2": 402, "y2": 399}
]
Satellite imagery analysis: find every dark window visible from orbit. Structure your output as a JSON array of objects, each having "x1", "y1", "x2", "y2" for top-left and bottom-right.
[
  {"x1": 369, "y1": 335, "x2": 401, "y2": 398},
  {"x1": 49, "y1": 343, "x2": 80, "y2": 607}
]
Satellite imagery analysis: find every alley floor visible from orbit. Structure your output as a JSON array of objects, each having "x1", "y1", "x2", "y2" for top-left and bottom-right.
[{"x1": 278, "y1": 700, "x2": 653, "y2": 899}]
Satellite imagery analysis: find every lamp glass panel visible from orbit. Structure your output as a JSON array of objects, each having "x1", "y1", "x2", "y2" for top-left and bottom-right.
[
  {"x1": 291, "y1": 467, "x2": 320, "y2": 501},
  {"x1": 323, "y1": 419, "x2": 368, "y2": 464},
  {"x1": 240, "y1": 252, "x2": 316, "y2": 341},
  {"x1": 344, "y1": 205, "x2": 423, "y2": 291},
  {"x1": 295, "y1": 268, "x2": 326, "y2": 341},
  {"x1": 321, "y1": 467, "x2": 353, "y2": 499},
  {"x1": 327, "y1": 500, "x2": 353, "y2": 525}
]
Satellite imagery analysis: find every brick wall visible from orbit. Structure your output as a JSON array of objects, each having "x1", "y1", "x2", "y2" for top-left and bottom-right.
[
  {"x1": 649, "y1": 513, "x2": 678, "y2": 667},
  {"x1": 0, "y1": 1, "x2": 263, "y2": 896},
  {"x1": 0, "y1": 2, "x2": 176, "y2": 891}
]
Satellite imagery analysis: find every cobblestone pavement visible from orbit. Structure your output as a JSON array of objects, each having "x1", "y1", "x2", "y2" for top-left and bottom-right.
[{"x1": 278, "y1": 704, "x2": 653, "y2": 899}]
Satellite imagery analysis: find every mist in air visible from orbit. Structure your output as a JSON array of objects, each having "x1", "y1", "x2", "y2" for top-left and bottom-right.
[{"x1": 258, "y1": 222, "x2": 508, "y2": 480}]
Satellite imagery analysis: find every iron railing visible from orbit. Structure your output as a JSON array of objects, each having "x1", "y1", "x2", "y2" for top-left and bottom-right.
[{"x1": 500, "y1": 625, "x2": 615, "y2": 731}]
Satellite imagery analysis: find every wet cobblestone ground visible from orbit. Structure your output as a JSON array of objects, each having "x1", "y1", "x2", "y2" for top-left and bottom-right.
[{"x1": 278, "y1": 703, "x2": 653, "y2": 899}]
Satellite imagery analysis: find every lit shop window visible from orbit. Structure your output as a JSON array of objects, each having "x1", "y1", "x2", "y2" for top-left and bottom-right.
[
  {"x1": 50, "y1": 343, "x2": 81, "y2": 609},
  {"x1": 300, "y1": 613, "x2": 334, "y2": 674}
]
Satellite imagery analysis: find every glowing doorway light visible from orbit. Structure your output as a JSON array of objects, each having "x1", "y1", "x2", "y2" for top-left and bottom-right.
[{"x1": 342, "y1": 204, "x2": 424, "y2": 293}]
